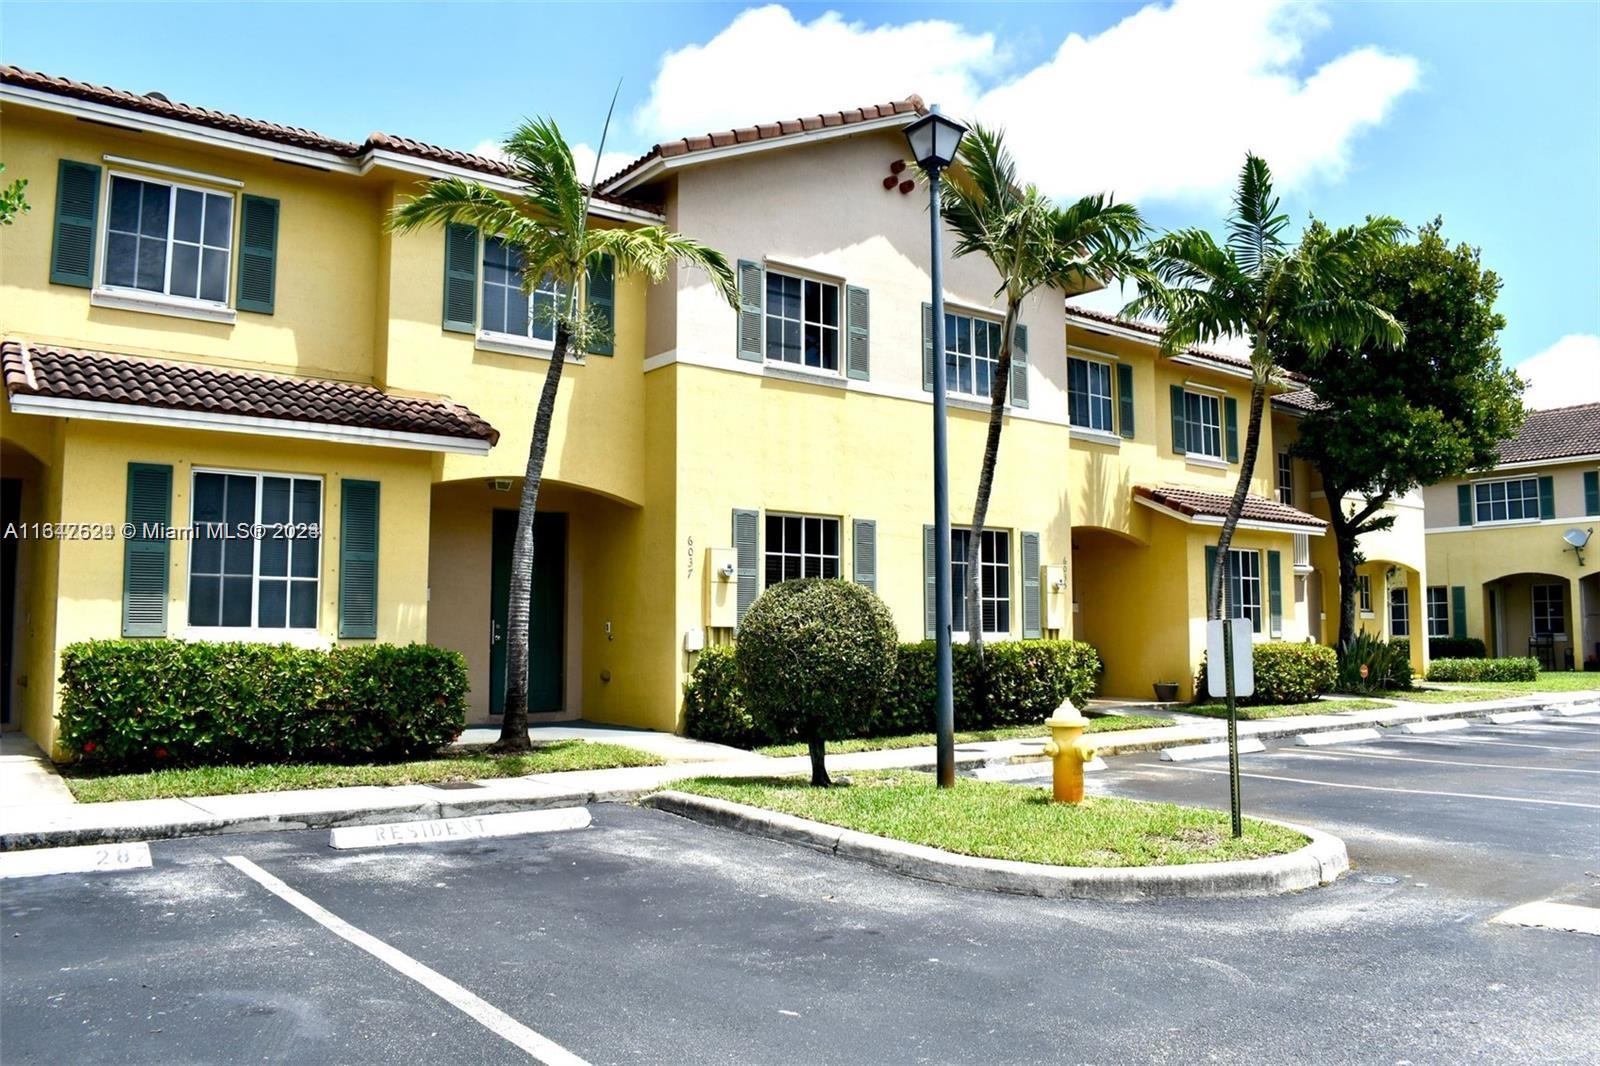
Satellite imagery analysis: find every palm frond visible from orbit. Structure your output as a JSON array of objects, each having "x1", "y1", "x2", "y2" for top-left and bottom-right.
[
  {"x1": 1225, "y1": 153, "x2": 1288, "y2": 278},
  {"x1": 585, "y1": 225, "x2": 738, "y2": 307}
]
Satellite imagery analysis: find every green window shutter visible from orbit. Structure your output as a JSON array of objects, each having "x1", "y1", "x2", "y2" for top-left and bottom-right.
[
  {"x1": 235, "y1": 194, "x2": 280, "y2": 314},
  {"x1": 442, "y1": 223, "x2": 478, "y2": 333},
  {"x1": 1116, "y1": 362, "x2": 1135, "y2": 439},
  {"x1": 845, "y1": 285, "x2": 870, "y2": 380},
  {"x1": 1267, "y1": 549, "x2": 1283, "y2": 638},
  {"x1": 921, "y1": 302, "x2": 935, "y2": 392},
  {"x1": 736, "y1": 260, "x2": 763, "y2": 361},
  {"x1": 852, "y1": 518, "x2": 876, "y2": 593},
  {"x1": 923, "y1": 524, "x2": 938, "y2": 639},
  {"x1": 732, "y1": 508, "x2": 759, "y2": 624},
  {"x1": 50, "y1": 159, "x2": 101, "y2": 288},
  {"x1": 586, "y1": 252, "x2": 615, "y2": 356},
  {"x1": 1020, "y1": 531, "x2": 1042, "y2": 639},
  {"x1": 1009, "y1": 323, "x2": 1030, "y2": 409},
  {"x1": 338, "y1": 479, "x2": 381, "y2": 639},
  {"x1": 1537, "y1": 475, "x2": 1555, "y2": 519},
  {"x1": 1450, "y1": 586, "x2": 1467, "y2": 638},
  {"x1": 1170, "y1": 385, "x2": 1188, "y2": 455},
  {"x1": 1204, "y1": 545, "x2": 1218, "y2": 617},
  {"x1": 122, "y1": 463, "x2": 171, "y2": 637},
  {"x1": 1457, "y1": 484, "x2": 1474, "y2": 526},
  {"x1": 1224, "y1": 396, "x2": 1240, "y2": 463},
  {"x1": 1585, "y1": 471, "x2": 1600, "y2": 516}
]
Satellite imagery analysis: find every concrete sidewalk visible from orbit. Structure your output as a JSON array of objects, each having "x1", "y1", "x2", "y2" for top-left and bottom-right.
[
  {"x1": 0, "y1": 734, "x2": 75, "y2": 809},
  {"x1": 2, "y1": 688, "x2": 1594, "y2": 851}
]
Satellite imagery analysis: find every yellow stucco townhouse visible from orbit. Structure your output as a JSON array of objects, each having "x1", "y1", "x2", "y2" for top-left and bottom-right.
[
  {"x1": 1, "y1": 67, "x2": 1432, "y2": 758},
  {"x1": 1423, "y1": 403, "x2": 1600, "y2": 671}
]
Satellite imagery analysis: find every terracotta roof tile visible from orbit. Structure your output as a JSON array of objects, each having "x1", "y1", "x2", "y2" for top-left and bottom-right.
[
  {"x1": 1065, "y1": 307, "x2": 1254, "y2": 373},
  {"x1": 2, "y1": 340, "x2": 497, "y2": 446},
  {"x1": 602, "y1": 96, "x2": 925, "y2": 190},
  {"x1": 1, "y1": 66, "x2": 655, "y2": 214},
  {"x1": 1496, "y1": 403, "x2": 1600, "y2": 464},
  {"x1": 1134, "y1": 484, "x2": 1327, "y2": 530},
  {"x1": 1272, "y1": 387, "x2": 1327, "y2": 414}
]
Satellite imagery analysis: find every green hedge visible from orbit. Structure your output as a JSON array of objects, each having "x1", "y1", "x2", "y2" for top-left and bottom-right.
[
  {"x1": 1425, "y1": 657, "x2": 1539, "y2": 683},
  {"x1": 684, "y1": 639, "x2": 1101, "y2": 749},
  {"x1": 1429, "y1": 636, "x2": 1487, "y2": 660},
  {"x1": 58, "y1": 640, "x2": 468, "y2": 769},
  {"x1": 1196, "y1": 641, "x2": 1338, "y2": 705}
]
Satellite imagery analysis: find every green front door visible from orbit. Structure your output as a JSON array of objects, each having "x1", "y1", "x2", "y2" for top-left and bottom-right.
[{"x1": 489, "y1": 509, "x2": 566, "y2": 716}]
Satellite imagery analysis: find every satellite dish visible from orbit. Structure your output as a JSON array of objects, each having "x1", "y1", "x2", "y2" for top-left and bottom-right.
[{"x1": 1563, "y1": 528, "x2": 1592, "y2": 548}]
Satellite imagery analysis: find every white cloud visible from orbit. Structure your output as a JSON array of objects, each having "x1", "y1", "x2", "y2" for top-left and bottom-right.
[
  {"x1": 635, "y1": 4, "x2": 1000, "y2": 138},
  {"x1": 473, "y1": 139, "x2": 636, "y2": 184},
  {"x1": 634, "y1": 0, "x2": 1419, "y2": 204},
  {"x1": 1516, "y1": 334, "x2": 1600, "y2": 410}
]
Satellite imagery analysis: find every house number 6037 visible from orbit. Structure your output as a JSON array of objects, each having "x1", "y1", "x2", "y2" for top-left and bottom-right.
[{"x1": 686, "y1": 536, "x2": 695, "y2": 579}]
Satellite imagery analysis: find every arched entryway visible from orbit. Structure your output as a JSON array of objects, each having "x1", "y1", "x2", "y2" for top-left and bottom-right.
[{"x1": 1484, "y1": 571, "x2": 1577, "y2": 669}]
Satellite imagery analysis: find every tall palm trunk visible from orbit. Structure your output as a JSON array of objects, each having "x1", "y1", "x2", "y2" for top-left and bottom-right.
[
  {"x1": 965, "y1": 300, "x2": 1021, "y2": 652},
  {"x1": 1208, "y1": 362, "x2": 1269, "y2": 621},
  {"x1": 495, "y1": 321, "x2": 571, "y2": 753}
]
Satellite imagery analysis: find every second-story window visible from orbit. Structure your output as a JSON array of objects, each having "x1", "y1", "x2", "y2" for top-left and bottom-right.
[
  {"x1": 1277, "y1": 451, "x2": 1294, "y2": 505},
  {"x1": 1067, "y1": 357, "x2": 1114, "y2": 433},
  {"x1": 945, "y1": 311, "x2": 1004, "y2": 400},
  {"x1": 1474, "y1": 477, "x2": 1540, "y2": 523},
  {"x1": 482, "y1": 237, "x2": 565, "y2": 345},
  {"x1": 1183, "y1": 390, "x2": 1223, "y2": 460},
  {"x1": 104, "y1": 175, "x2": 233, "y2": 304},
  {"x1": 765, "y1": 271, "x2": 839, "y2": 372}
]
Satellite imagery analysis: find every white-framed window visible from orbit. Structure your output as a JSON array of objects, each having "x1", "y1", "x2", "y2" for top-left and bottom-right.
[
  {"x1": 952, "y1": 528, "x2": 1010, "y2": 636},
  {"x1": 1357, "y1": 574, "x2": 1372, "y2": 614},
  {"x1": 187, "y1": 469, "x2": 322, "y2": 634},
  {"x1": 1532, "y1": 584, "x2": 1565, "y2": 637},
  {"x1": 763, "y1": 513, "x2": 840, "y2": 584},
  {"x1": 1474, "y1": 477, "x2": 1540, "y2": 523},
  {"x1": 1224, "y1": 548, "x2": 1263, "y2": 632},
  {"x1": 945, "y1": 311, "x2": 1004, "y2": 400},
  {"x1": 1426, "y1": 586, "x2": 1450, "y2": 638},
  {"x1": 1183, "y1": 390, "x2": 1223, "y2": 459},
  {"x1": 1067, "y1": 357, "x2": 1114, "y2": 433},
  {"x1": 1389, "y1": 586, "x2": 1410, "y2": 638},
  {"x1": 1277, "y1": 451, "x2": 1294, "y2": 506},
  {"x1": 482, "y1": 236, "x2": 564, "y2": 346},
  {"x1": 102, "y1": 173, "x2": 233, "y2": 306},
  {"x1": 765, "y1": 270, "x2": 840, "y2": 372}
]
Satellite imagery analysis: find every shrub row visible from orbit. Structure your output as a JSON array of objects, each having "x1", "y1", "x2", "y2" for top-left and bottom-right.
[
  {"x1": 684, "y1": 639, "x2": 1102, "y2": 749},
  {"x1": 58, "y1": 640, "x2": 469, "y2": 769},
  {"x1": 1425, "y1": 657, "x2": 1539, "y2": 683},
  {"x1": 1195, "y1": 641, "x2": 1338, "y2": 705},
  {"x1": 1428, "y1": 636, "x2": 1487, "y2": 660}
]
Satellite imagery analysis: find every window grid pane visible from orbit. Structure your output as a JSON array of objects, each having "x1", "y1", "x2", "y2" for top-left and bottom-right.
[
  {"x1": 1426, "y1": 587, "x2": 1450, "y2": 638},
  {"x1": 945, "y1": 311, "x2": 1001, "y2": 400},
  {"x1": 103, "y1": 176, "x2": 232, "y2": 303},
  {"x1": 1277, "y1": 452, "x2": 1294, "y2": 505},
  {"x1": 763, "y1": 514, "x2": 841, "y2": 587},
  {"x1": 950, "y1": 529, "x2": 1010, "y2": 635},
  {"x1": 1185, "y1": 392, "x2": 1222, "y2": 458},
  {"x1": 1389, "y1": 587, "x2": 1410, "y2": 638},
  {"x1": 186, "y1": 471, "x2": 322, "y2": 632},
  {"x1": 1224, "y1": 549, "x2": 1262, "y2": 629},
  {"x1": 765, "y1": 272, "x2": 839, "y2": 371},
  {"x1": 1532, "y1": 585, "x2": 1564, "y2": 636}
]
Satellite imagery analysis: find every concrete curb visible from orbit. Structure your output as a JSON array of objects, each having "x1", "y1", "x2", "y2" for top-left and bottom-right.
[{"x1": 642, "y1": 790, "x2": 1349, "y2": 902}]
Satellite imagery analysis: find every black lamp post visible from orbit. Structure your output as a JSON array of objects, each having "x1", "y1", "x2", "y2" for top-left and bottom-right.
[{"x1": 904, "y1": 106, "x2": 968, "y2": 788}]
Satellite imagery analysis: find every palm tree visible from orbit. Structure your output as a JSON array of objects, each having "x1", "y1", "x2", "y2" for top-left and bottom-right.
[
  {"x1": 390, "y1": 117, "x2": 736, "y2": 752},
  {"x1": 939, "y1": 125, "x2": 1147, "y2": 651},
  {"x1": 1123, "y1": 154, "x2": 1405, "y2": 632}
]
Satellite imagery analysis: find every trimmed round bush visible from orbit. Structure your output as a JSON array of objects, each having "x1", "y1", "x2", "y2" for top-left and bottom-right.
[
  {"x1": 1196, "y1": 641, "x2": 1338, "y2": 705},
  {"x1": 58, "y1": 640, "x2": 468, "y2": 769},
  {"x1": 1426, "y1": 656, "x2": 1538, "y2": 683},
  {"x1": 682, "y1": 645, "x2": 758, "y2": 748},
  {"x1": 734, "y1": 579, "x2": 898, "y2": 785}
]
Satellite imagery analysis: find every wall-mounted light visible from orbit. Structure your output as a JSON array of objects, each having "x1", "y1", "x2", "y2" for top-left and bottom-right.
[
  {"x1": 1563, "y1": 527, "x2": 1592, "y2": 567},
  {"x1": 486, "y1": 478, "x2": 512, "y2": 492},
  {"x1": 718, "y1": 561, "x2": 736, "y2": 580}
]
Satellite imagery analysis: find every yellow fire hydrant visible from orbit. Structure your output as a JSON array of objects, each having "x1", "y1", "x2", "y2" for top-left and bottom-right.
[{"x1": 1041, "y1": 703, "x2": 1097, "y2": 805}]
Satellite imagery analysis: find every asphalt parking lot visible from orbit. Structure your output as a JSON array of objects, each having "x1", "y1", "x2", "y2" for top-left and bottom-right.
[{"x1": 3, "y1": 713, "x2": 1598, "y2": 1065}]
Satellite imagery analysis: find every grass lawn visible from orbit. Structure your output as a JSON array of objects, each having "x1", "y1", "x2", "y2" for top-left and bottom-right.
[
  {"x1": 754, "y1": 715, "x2": 1173, "y2": 758},
  {"x1": 1379, "y1": 687, "x2": 1513, "y2": 704},
  {"x1": 61, "y1": 740, "x2": 664, "y2": 803},
  {"x1": 672, "y1": 771, "x2": 1305, "y2": 867},
  {"x1": 1182, "y1": 698, "x2": 1388, "y2": 721},
  {"x1": 1434, "y1": 673, "x2": 1599, "y2": 694}
]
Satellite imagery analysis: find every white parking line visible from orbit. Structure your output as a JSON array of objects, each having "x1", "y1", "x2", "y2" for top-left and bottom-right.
[
  {"x1": 0, "y1": 841, "x2": 152, "y2": 880},
  {"x1": 1491, "y1": 901, "x2": 1600, "y2": 936},
  {"x1": 1279, "y1": 748, "x2": 1600, "y2": 775},
  {"x1": 1168, "y1": 766, "x2": 1600, "y2": 809},
  {"x1": 1387, "y1": 735, "x2": 1600, "y2": 755},
  {"x1": 224, "y1": 855, "x2": 587, "y2": 1065}
]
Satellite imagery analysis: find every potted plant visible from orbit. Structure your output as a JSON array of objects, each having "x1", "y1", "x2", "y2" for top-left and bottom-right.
[{"x1": 1153, "y1": 680, "x2": 1180, "y2": 703}]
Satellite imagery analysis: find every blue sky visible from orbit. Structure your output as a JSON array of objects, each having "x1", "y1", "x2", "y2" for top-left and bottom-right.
[{"x1": 4, "y1": 1, "x2": 1596, "y2": 403}]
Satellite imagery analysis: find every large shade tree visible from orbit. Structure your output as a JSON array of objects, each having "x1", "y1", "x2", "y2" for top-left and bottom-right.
[
  {"x1": 1125, "y1": 154, "x2": 1407, "y2": 630},
  {"x1": 390, "y1": 117, "x2": 736, "y2": 752},
  {"x1": 940, "y1": 125, "x2": 1146, "y2": 650},
  {"x1": 1279, "y1": 218, "x2": 1524, "y2": 650}
]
